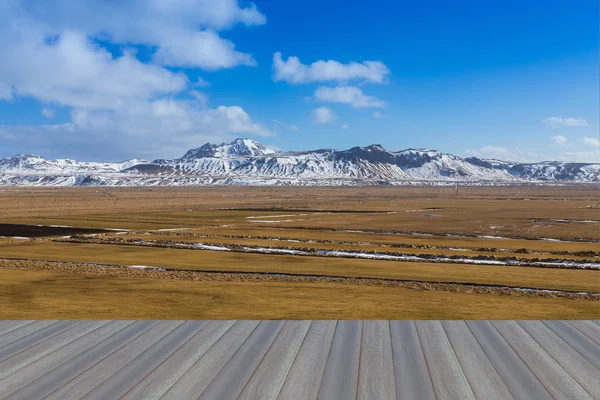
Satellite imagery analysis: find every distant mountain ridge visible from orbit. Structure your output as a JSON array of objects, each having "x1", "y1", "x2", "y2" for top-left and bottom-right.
[{"x1": 1, "y1": 138, "x2": 598, "y2": 186}]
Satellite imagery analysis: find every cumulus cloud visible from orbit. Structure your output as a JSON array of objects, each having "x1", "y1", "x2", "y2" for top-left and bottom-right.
[
  {"x1": 0, "y1": 1, "x2": 271, "y2": 159},
  {"x1": 153, "y1": 30, "x2": 255, "y2": 70},
  {"x1": 556, "y1": 151, "x2": 600, "y2": 163},
  {"x1": 0, "y1": 100, "x2": 272, "y2": 160},
  {"x1": 0, "y1": 1, "x2": 265, "y2": 70},
  {"x1": 273, "y1": 52, "x2": 389, "y2": 84},
  {"x1": 372, "y1": 111, "x2": 383, "y2": 118},
  {"x1": 551, "y1": 135, "x2": 568, "y2": 146},
  {"x1": 314, "y1": 86, "x2": 385, "y2": 109},
  {"x1": 273, "y1": 120, "x2": 299, "y2": 131},
  {"x1": 542, "y1": 117, "x2": 588, "y2": 129},
  {"x1": 0, "y1": 82, "x2": 12, "y2": 100},
  {"x1": 41, "y1": 108, "x2": 56, "y2": 118},
  {"x1": 580, "y1": 137, "x2": 600, "y2": 148},
  {"x1": 195, "y1": 77, "x2": 211, "y2": 87},
  {"x1": 0, "y1": 1, "x2": 265, "y2": 109},
  {"x1": 1, "y1": 31, "x2": 187, "y2": 110},
  {"x1": 465, "y1": 145, "x2": 526, "y2": 162},
  {"x1": 312, "y1": 107, "x2": 334, "y2": 124}
]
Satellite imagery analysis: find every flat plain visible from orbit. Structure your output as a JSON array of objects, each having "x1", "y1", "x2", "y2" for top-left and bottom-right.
[{"x1": 0, "y1": 185, "x2": 598, "y2": 319}]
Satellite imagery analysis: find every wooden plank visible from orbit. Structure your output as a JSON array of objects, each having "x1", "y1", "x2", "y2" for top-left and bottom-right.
[
  {"x1": 543, "y1": 320, "x2": 600, "y2": 369},
  {"x1": 278, "y1": 321, "x2": 337, "y2": 400},
  {"x1": 0, "y1": 321, "x2": 79, "y2": 363},
  {"x1": 568, "y1": 321, "x2": 600, "y2": 346},
  {"x1": 121, "y1": 320, "x2": 235, "y2": 400},
  {"x1": 389, "y1": 321, "x2": 435, "y2": 400},
  {"x1": 238, "y1": 321, "x2": 311, "y2": 400},
  {"x1": 81, "y1": 321, "x2": 204, "y2": 400},
  {"x1": 161, "y1": 320, "x2": 260, "y2": 399},
  {"x1": 415, "y1": 321, "x2": 475, "y2": 400},
  {"x1": 0, "y1": 321, "x2": 107, "y2": 381},
  {"x1": 0, "y1": 321, "x2": 140, "y2": 399},
  {"x1": 0, "y1": 321, "x2": 57, "y2": 348},
  {"x1": 441, "y1": 321, "x2": 513, "y2": 400},
  {"x1": 317, "y1": 320, "x2": 362, "y2": 400},
  {"x1": 199, "y1": 320, "x2": 285, "y2": 400},
  {"x1": 493, "y1": 321, "x2": 592, "y2": 400},
  {"x1": 0, "y1": 322, "x2": 34, "y2": 339},
  {"x1": 466, "y1": 321, "x2": 552, "y2": 400},
  {"x1": 518, "y1": 321, "x2": 600, "y2": 399},
  {"x1": 356, "y1": 321, "x2": 396, "y2": 400},
  {"x1": 44, "y1": 321, "x2": 180, "y2": 400}
]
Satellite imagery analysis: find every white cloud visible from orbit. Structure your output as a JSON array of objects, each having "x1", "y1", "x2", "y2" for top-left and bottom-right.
[
  {"x1": 312, "y1": 107, "x2": 334, "y2": 124},
  {"x1": 0, "y1": 1, "x2": 271, "y2": 159},
  {"x1": 41, "y1": 108, "x2": 56, "y2": 118},
  {"x1": 189, "y1": 90, "x2": 209, "y2": 106},
  {"x1": 556, "y1": 151, "x2": 600, "y2": 163},
  {"x1": 551, "y1": 135, "x2": 568, "y2": 146},
  {"x1": 372, "y1": 111, "x2": 383, "y2": 118},
  {"x1": 195, "y1": 77, "x2": 211, "y2": 87},
  {"x1": 0, "y1": 82, "x2": 12, "y2": 100},
  {"x1": 273, "y1": 52, "x2": 389, "y2": 84},
  {"x1": 153, "y1": 30, "x2": 255, "y2": 70},
  {"x1": 465, "y1": 146, "x2": 526, "y2": 162},
  {"x1": 542, "y1": 117, "x2": 588, "y2": 129},
  {"x1": 0, "y1": 100, "x2": 272, "y2": 160},
  {"x1": 341, "y1": 124, "x2": 349, "y2": 129},
  {"x1": 314, "y1": 86, "x2": 385, "y2": 109},
  {"x1": 580, "y1": 137, "x2": 600, "y2": 148},
  {"x1": 273, "y1": 120, "x2": 299, "y2": 131},
  {"x1": 0, "y1": 1, "x2": 264, "y2": 111},
  {"x1": 1, "y1": 30, "x2": 188, "y2": 110},
  {"x1": 0, "y1": 1, "x2": 265, "y2": 70}
]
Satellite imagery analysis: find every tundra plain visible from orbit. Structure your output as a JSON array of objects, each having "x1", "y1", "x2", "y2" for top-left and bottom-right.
[{"x1": 0, "y1": 185, "x2": 598, "y2": 319}]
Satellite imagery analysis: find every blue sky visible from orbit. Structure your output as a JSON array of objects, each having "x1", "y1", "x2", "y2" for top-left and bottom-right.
[{"x1": 0, "y1": 0, "x2": 598, "y2": 162}]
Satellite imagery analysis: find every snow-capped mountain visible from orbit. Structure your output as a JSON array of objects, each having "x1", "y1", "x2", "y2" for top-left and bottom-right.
[
  {"x1": 0, "y1": 139, "x2": 598, "y2": 186},
  {"x1": 0, "y1": 154, "x2": 148, "y2": 174},
  {"x1": 182, "y1": 138, "x2": 277, "y2": 159}
]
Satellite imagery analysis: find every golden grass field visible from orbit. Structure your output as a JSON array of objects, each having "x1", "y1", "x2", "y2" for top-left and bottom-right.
[{"x1": 0, "y1": 185, "x2": 598, "y2": 319}]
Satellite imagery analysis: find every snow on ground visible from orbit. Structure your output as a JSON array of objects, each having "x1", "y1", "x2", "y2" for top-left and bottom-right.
[
  {"x1": 243, "y1": 247, "x2": 309, "y2": 255},
  {"x1": 193, "y1": 243, "x2": 231, "y2": 251}
]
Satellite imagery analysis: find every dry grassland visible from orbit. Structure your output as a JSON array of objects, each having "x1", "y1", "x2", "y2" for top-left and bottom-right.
[{"x1": 0, "y1": 185, "x2": 598, "y2": 319}]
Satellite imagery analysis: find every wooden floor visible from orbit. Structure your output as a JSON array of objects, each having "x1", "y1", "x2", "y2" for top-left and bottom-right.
[{"x1": 0, "y1": 321, "x2": 598, "y2": 399}]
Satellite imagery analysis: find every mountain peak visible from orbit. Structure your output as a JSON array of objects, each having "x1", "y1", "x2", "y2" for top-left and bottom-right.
[{"x1": 182, "y1": 138, "x2": 277, "y2": 159}]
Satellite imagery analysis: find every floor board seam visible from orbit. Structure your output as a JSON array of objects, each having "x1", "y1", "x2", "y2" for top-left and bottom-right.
[
  {"x1": 39, "y1": 320, "x2": 153, "y2": 400},
  {"x1": 414, "y1": 321, "x2": 439, "y2": 400},
  {"x1": 490, "y1": 321, "x2": 556, "y2": 400}
]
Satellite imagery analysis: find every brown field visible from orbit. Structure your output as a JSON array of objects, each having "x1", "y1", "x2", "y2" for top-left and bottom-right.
[{"x1": 0, "y1": 185, "x2": 598, "y2": 319}]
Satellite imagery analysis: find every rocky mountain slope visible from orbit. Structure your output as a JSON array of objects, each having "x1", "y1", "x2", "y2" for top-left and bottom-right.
[{"x1": 1, "y1": 138, "x2": 598, "y2": 186}]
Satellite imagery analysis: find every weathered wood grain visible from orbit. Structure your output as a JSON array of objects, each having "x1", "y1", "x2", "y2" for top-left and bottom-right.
[
  {"x1": 317, "y1": 320, "x2": 362, "y2": 400},
  {"x1": 543, "y1": 320, "x2": 600, "y2": 369},
  {"x1": 121, "y1": 320, "x2": 235, "y2": 400},
  {"x1": 518, "y1": 320, "x2": 600, "y2": 399},
  {"x1": 238, "y1": 320, "x2": 311, "y2": 400},
  {"x1": 389, "y1": 321, "x2": 436, "y2": 400},
  {"x1": 160, "y1": 320, "x2": 260, "y2": 399},
  {"x1": 45, "y1": 321, "x2": 178, "y2": 400},
  {"x1": 199, "y1": 320, "x2": 284, "y2": 400},
  {"x1": 0, "y1": 320, "x2": 596, "y2": 400},
  {"x1": 357, "y1": 321, "x2": 396, "y2": 400},
  {"x1": 441, "y1": 320, "x2": 513, "y2": 400},
  {"x1": 415, "y1": 321, "x2": 475, "y2": 400},
  {"x1": 278, "y1": 321, "x2": 337, "y2": 400},
  {"x1": 493, "y1": 321, "x2": 592, "y2": 400},
  {"x1": 466, "y1": 321, "x2": 553, "y2": 400}
]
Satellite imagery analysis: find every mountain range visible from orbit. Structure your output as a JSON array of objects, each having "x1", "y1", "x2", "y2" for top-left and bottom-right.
[{"x1": 1, "y1": 138, "x2": 598, "y2": 186}]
